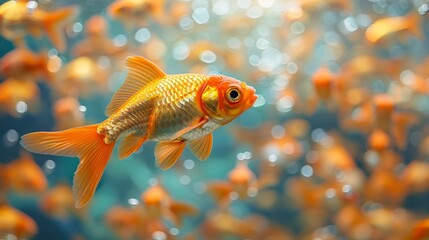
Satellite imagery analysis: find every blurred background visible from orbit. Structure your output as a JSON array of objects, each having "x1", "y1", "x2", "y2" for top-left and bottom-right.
[{"x1": 1, "y1": 0, "x2": 429, "y2": 239}]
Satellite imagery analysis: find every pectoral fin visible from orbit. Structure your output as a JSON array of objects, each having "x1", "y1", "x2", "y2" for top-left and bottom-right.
[
  {"x1": 154, "y1": 141, "x2": 186, "y2": 170},
  {"x1": 188, "y1": 133, "x2": 213, "y2": 160},
  {"x1": 169, "y1": 117, "x2": 208, "y2": 140}
]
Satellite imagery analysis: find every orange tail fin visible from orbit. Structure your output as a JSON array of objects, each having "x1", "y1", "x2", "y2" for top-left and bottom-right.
[
  {"x1": 20, "y1": 124, "x2": 114, "y2": 208},
  {"x1": 43, "y1": 6, "x2": 81, "y2": 52}
]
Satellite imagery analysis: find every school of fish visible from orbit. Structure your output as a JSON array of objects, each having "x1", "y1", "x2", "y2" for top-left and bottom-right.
[{"x1": 1, "y1": 0, "x2": 429, "y2": 239}]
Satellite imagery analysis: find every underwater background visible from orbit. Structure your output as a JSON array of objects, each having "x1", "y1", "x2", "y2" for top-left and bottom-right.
[{"x1": 1, "y1": 0, "x2": 429, "y2": 239}]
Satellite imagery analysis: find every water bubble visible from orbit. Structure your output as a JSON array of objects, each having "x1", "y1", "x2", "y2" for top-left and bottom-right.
[
  {"x1": 97, "y1": 56, "x2": 111, "y2": 69},
  {"x1": 247, "y1": 6, "x2": 263, "y2": 19},
  {"x1": 256, "y1": 38, "x2": 270, "y2": 50},
  {"x1": 286, "y1": 62, "x2": 298, "y2": 74},
  {"x1": 199, "y1": 50, "x2": 217, "y2": 63},
  {"x1": 79, "y1": 105, "x2": 87, "y2": 112},
  {"x1": 27, "y1": 1, "x2": 37, "y2": 11},
  {"x1": 183, "y1": 159, "x2": 195, "y2": 169},
  {"x1": 45, "y1": 160, "x2": 56, "y2": 170},
  {"x1": 227, "y1": 37, "x2": 241, "y2": 49},
  {"x1": 173, "y1": 42, "x2": 190, "y2": 60},
  {"x1": 16, "y1": 101, "x2": 28, "y2": 114},
  {"x1": 47, "y1": 56, "x2": 62, "y2": 73},
  {"x1": 5, "y1": 234, "x2": 17, "y2": 240},
  {"x1": 301, "y1": 165, "x2": 313, "y2": 177},
  {"x1": 179, "y1": 16, "x2": 194, "y2": 30},
  {"x1": 237, "y1": 152, "x2": 246, "y2": 160},
  {"x1": 291, "y1": 21, "x2": 305, "y2": 35},
  {"x1": 229, "y1": 191, "x2": 239, "y2": 200},
  {"x1": 343, "y1": 16, "x2": 358, "y2": 32},
  {"x1": 325, "y1": 188, "x2": 336, "y2": 199},
  {"x1": 257, "y1": 0, "x2": 275, "y2": 8},
  {"x1": 6, "y1": 129, "x2": 18, "y2": 143},
  {"x1": 247, "y1": 187, "x2": 258, "y2": 197},
  {"x1": 192, "y1": 7, "x2": 210, "y2": 24},
  {"x1": 268, "y1": 154, "x2": 278, "y2": 163},
  {"x1": 248, "y1": 55, "x2": 261, "y2": 66},
  {"x1": 400, "y1": 69, "x2": 415, "y2": 86},
  {"x1": 148, "y1": 178, "x2": 158, "y2": 186},
  {"x1": 180, "y1": 175, "x2": 191, "y2": 185},
  {"x1": 311, "y1": 128, "x2": 327, "y2": 143},
  {"x1": 152, "y1": 231, "x2": 167, "y2": 240},
  {"x1": 72, "y1": 22, "x2": 83, "y2": 33},
  {"x1": 357, "y1": 14, "x2": 372, "y2": 27},
  {"x1": 271, "y1": 125, "x2": 285, "y2": 139},
  {"x1": 237, "y1": 0, "x2": 251, "y2": 9},
  {"x1": 213, "y1": 0, "x2": 230, "y2": 15},
  {"x1": 135, "y1": 28, "x2": 151, "y2": 43},
  {"x1": 193, "y1": 181, "x2": 207, "y2": 194},
  {"x1": 169, "y1": 228, "x2": 180, "y2": 236},
  {"x1": 113, "y1": 34, "x2": 127, "y2": 47},
  {"x1": 276, "y1": 96, "x2": 294, "y2": 113},
  {"x1": 342, "y1": 184, "x2": 352, "y2": 193},
  {"x1": 128, "y1": 198, "x2": 139, "y2": 205},
  {"x1": 48, "y1": 48, "x2": 58, "y2": 58},
  {"x1": 243, "y1": 151, "x2": 252, "y2": 159}
]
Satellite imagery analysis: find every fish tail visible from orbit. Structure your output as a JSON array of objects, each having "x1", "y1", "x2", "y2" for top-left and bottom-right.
[
  {"x1": 43, "y1": 5, "x2": 81, "y2": 52},
  {"x1": 21, "y1": 124, "x2": 115, "y2": 208}
]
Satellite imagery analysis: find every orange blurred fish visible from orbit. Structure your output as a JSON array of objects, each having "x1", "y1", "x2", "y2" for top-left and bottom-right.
[
  {"x1": 0, "y1": 48, "x2": 51, "y2": 82},
  {"x1": 21, "y1": 56, "x2": 257, "y2": 208},
  {"x1": 53, "y1": 96, "x2": 85, "y2": 130},
  {"x1": 108, "y1": 0, "x2": 165, "y2": 28},
  {"x1": 39, "y1": 183, "x2": 78, "y2": 219},
  {"x1": 1, "y1": 151, "x2": 47, "y2": 194},
  {"x1": 140, "y1": 184, "x2": 198, "y2": 226},
  {"x1": 105, "y1": 206, "x2": 139, "y2": 240},
  {"x1": 0, "y1": 78, "x2": 40, "y2": 117},
  {"x1": 365, "y1": 13, "x2": 422, "y2": 43},
  {"x1": 0, "y1": 0, "x2": 80, "y2": 51},
  {"x1": 0, "y1": 203, "x2": 37, "y2": 239}
]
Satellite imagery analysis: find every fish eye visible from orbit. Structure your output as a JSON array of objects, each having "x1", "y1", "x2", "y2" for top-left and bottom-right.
[{"x1": 226, "y1": 88, "x2": 241, "y2": 103}]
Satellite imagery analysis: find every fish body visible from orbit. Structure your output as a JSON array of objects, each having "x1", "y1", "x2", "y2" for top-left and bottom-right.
[
  {"x1": 0, "y1": 0, "x2": 80, "y2": 51},
  {"x1": 21, "y1": 56, "x2": 257, "y2": 208}
]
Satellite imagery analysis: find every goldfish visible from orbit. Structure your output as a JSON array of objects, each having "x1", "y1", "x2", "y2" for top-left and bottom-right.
[
  {"x1": 139, "y1": 184, "x2": 198, "y2": 227},
  {"x1": 368, "y1": 129, "x2": 391, "y2": 152},
  {"x1": 410, "y1": 219, "x2": 429, "y2": 240},
  {"x1": 107, "y1": 0, "x2": 165, "y2": 29},
  {"x1": 72, "y1": 15, "x2": 128, "y2": 60},
  {"x1": 0, "y1": 78, "x2": 40, "y2": 117},
  {"x1": 0, "y1": 48, "x2": 51, "y2": 82},
  {"x1": 0, "y1": 0, "x2": 80, "y2": 51},
  {"x1": 0, "y1": 151, "x2": 47, "y2": 194},
  {"x1": 365, "y1": 13, "x2": 422, "y2": 43},
  {"x1": 0, "y1": 203, "x2": 37, "y2": 239},
  {"x1": 20, "y1": 56, "x2": 257, "y2": 208},
  {"x1": 104, "y1": 206, "x2": 139, "y2": 239},
  {"x1": 39, "y1": 183, "x2": 78, "y2": 219},
  {"x1": 53, "y1": 97, "x2": 85, "y2": 130}
]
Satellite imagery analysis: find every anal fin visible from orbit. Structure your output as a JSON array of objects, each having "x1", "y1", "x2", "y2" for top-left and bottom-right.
[{"x1": 118, "y1": 134, "x2": 147, "y2": 160}]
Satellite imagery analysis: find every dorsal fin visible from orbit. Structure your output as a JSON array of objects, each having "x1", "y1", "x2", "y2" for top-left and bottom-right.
[{"x1": 105, "y1": 56, "x2": 166, "y2": 116}]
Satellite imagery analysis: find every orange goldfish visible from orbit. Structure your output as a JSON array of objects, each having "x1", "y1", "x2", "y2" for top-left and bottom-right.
[
  {"x1": 410, "y1": 219, "x2": 429, "y2": 240},
  {"x1": 0, "y1": 78, "x2": 40, "y2": 117},
  {"x1": 21, "y1": 56, "x2": 257, "y2": 208},
  {"x1": 105, "y1": 206, "x2": 139, "y2": 239},
  {"x1": 0, "y1": 48, "x2": 51, "y2": 82},
  {"x1": 0, "y1": 0, "x2": 80, "y2": 51},
  {"x1": 0, "y1": 203, "x2": 37, "y2": 239},
  {"x1": 39, "y1": 183, "x2": 77, "y2": 219},
  {"x1": 1, "y1": 151, "x2": 47, "y2": 194},
  {"x1": 365, "y1": 13, "x2": 422, "y2": 43},
  {"x1": 53, "y1": 96, "x2": 85, "y2": 130},
  {"x1": 108, "y1": 0, "x2": 165, "y2": 28},
  {"x1": 140, "y1": 184, "x2": 198, "y2": 226}
]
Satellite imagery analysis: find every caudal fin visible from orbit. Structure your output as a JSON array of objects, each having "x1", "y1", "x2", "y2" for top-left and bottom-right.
[
  {"x1": 21, "y1": 124, "x2": 114, "y2": 208},
  {"x1": 43, "y1": 6, "x2": 81, "y2": 52}
]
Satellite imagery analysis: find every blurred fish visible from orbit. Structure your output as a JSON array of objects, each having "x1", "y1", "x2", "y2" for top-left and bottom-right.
[
  {"x1": 55, "y1": 56, "x2": 110, "y2": 98},
  {"x1": 140, "y1": 184, "x2": 198, "y2": 226},
  {"x1": 39, "y1": 183, "x2": 79, "y2": 219},
  {"x1": 0, "y1": 48, "x2": 51, "y2": 82},
  {"x1": 105, "y1": 206, "x2": 138, "y2": 239},
  {"x1": 0, "y1": 0, "x2": 80, "y2": 51},
  {"x1": 53, "y1": 96, "x2": 85, "y2": 130},
  {"x1": 368, "y1": 129, "x2": 391, "y2": 152},
  {"x1": 365, "y1": 169, "x2": 406, "y2": 208},
  {"x1": 410, "y1": 219, "x2": 429, "y2": 240},
  {"x1": 373, "y1": 94, "x2": 395, "y2": 131},
  {"x1": 0, "y1": 78, "x2": 40, "y2": 117},
  {"x1": 365, "y1": 13, "x2": 422, "y2": 44},
  {"x1": 402, "y1": 160, "x2": 429, "y2": 193},
  {"x1": 1, "y1": 151, "x2": 47, "y2": 194},
  {"x1": 107, "y1": 0, "x2": 165, "y2": 29},
  {"x1": 0, "y1": 203, "x2": 37, "y2": 239},
  {"x1": 72, "y1": 15, "x2": 128, "y2": 61},
  {"x1": 392, "y1": 112, "x2": 419, "y2": 150},
  {"x1": 21, "y1": 56, "x2": 257, "y2": 208}
]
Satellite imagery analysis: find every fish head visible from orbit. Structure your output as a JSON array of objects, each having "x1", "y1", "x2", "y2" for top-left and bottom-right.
[{"x1": 200, "y1": 75, "x2": 257, "y2": 125}]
